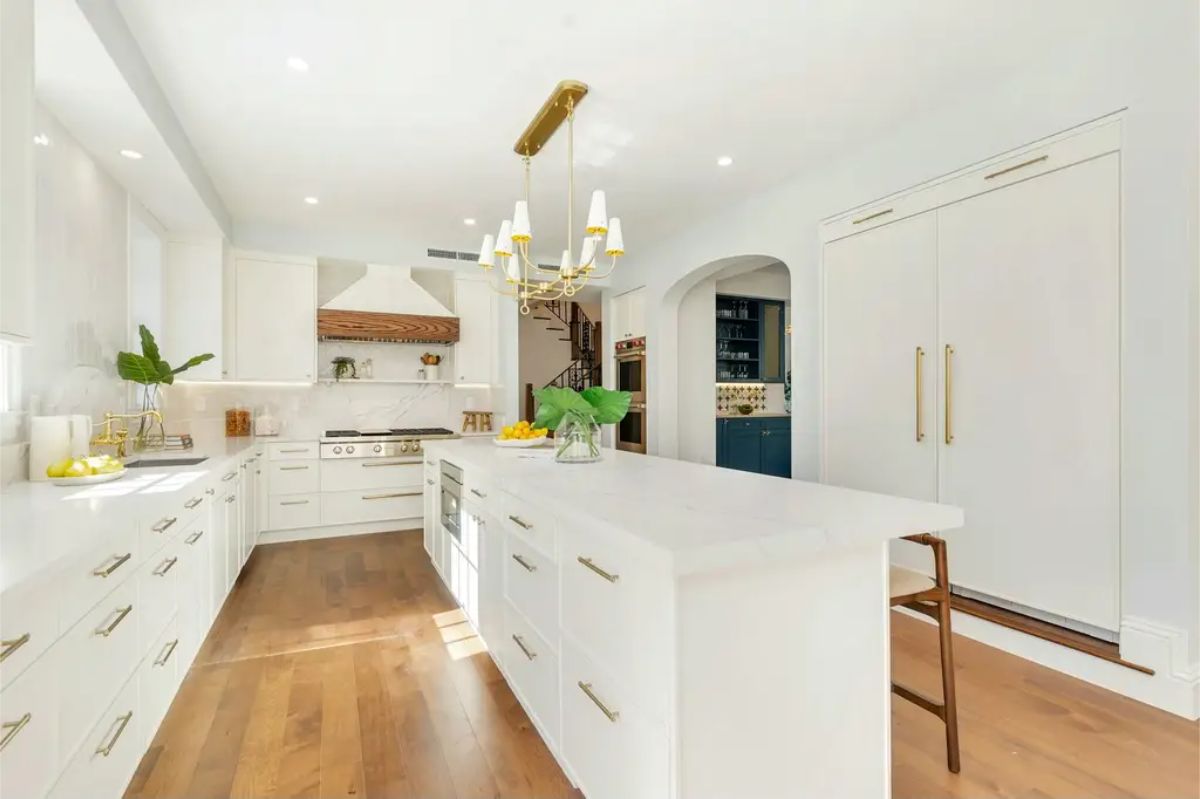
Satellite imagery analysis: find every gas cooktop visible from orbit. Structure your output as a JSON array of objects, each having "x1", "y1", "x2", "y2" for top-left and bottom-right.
[{"x1": 318, "y1": 427, "x2": 457, "y2": 459}]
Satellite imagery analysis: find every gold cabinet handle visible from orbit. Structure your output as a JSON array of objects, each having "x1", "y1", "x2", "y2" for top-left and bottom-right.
[
  {"x1": 577, "y1": 556, "x2": 619, "y2": 583},
  {"x1": 470, "y1": 488, "x2": 487, "y2": 498},
  {"x1": 151, "y1": 516, "x2": 177, "y2": 533},
  {"x1": 222, "y1": 472, "x2": 237, "y2": 481},
  {"x1": 279, "y1": 447, "x2": 309, "y2": 453},
  {"x1": 0, "y1": 712, "x2": 32, "y2": 751},
  {"x1": 94, "y1": 605, "x2": 133, "y2": 637},
  {"x1": 425, "y1": 459, "x2": 435, "y2": 466},
  {"x1": 0, "y1": 633, "x2": 30, "y2": 663},
  {"x1": 915, "y1": 346, "x2": 925, "y2": 442},
  {"x1": 153, "y1": 638, "x2": 179, "y2": 667},
  {"x1": 511, "y1": 634, "x2": 537, "y2": 661},
  {"x1": 278, "y1": 465, "x2": 309, "y2": 471},
  {"x1": 944, "y1": 345, "x2": 955, "y2": 445},
  {"x1": 511, "y1": 553, "x2": 537, "y2": 572},
  {"x1": 152, "y1": 557, "x2": 178, "y2": 577},
  {"x1": 361, "y1": 461, "x2": 412, "y2": 468},
  {"x1": 205, "y1": 488, "x2": 216, "y2": 496},
  {"x1": 426, "y1": 479, "x2": 434, "y2": 485},
  {"x1": 184, "y1": 497, "x2": 203, "y2": 509},
  {"x1": 92, "y1": 552, "x2": 132, "y2": 578},
  {"x1": 361, "y1": 491, "x2": 419, "y2": 500},
  {"x1": 226, "y1": 495, "x2": 237, "y2": 503},
  {"x1": 852, "y1": 207, "x2": 893, "y2": 225},
  {"x1": 185, "y1": 530, "x2": 204, "y2": 545},
  {"x1": 94, "y1": 711, "x2": 133, "y2": 757},
  {"x1": 577, "y1": 681, "x2": 619, "y2": 722},
  {"x1": 507, "y1": 515, "x2": 532, "y2": 530},
  {"x1": 280, "y1": 499, "x2": 309, "y2": 506},
  {"x1": 984, "y1": 154, "x2": 1048, "y2": 181}
]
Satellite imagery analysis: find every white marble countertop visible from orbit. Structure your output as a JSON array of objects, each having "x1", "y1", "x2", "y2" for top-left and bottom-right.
[{"x1": 424, "y1": 439, "x2": 963, "y2": 577}]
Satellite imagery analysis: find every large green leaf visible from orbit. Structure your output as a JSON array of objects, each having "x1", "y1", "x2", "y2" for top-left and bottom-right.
[
  {"x1": 117, "y1": 352, "x2": 162, "y2": 384},
  {"x1": 156, "y1": 360, "x2": 175, "y2": 385},
  {"x1": 581, "y1": 387, "x2": 632, "y2": 424},
  {"x1": 138, "y1": 324, "x2": 161, "y2": 364},
  {"x1": 170, "y1": 353, "x2": 214, "y2": 374},
  {"x1": 532, "y1": 386, "x2": 595, "y2": 430}
]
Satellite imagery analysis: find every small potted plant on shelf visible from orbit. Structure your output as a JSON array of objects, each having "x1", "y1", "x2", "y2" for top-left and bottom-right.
[
  {"x1": 421, "y1": 352, "x2": 442, "y2": 381},
  {"x1": 331, "y1": 356, "x2": 357, "y2": 381},
  {"x1": 532, "y1": 386, "x2": 631, "y2": 464}
]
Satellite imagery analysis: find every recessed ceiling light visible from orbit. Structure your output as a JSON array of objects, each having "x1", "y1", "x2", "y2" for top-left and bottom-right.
[
  {"x1": 304, "y1": 196, "x2": 319, "y2": 205},
  {"x1": 32, "y1": 133, "x2": 50, "y2": 146},
  {"x1": 717, "y1": 155, "x2": 734, "y2": 167},
  {"x1": 120, "y1": 149, "x2": 143, "y2": 160},
  {"x1": 463, "y1": 218, "x2": 476, "y2": 226},
  {"x1": 286, "y1": 56, "x2": 309, "y2": 72}
]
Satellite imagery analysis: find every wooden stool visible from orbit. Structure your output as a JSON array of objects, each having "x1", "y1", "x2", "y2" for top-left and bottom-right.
[
  {"x1": 890, "y1": 533, "x2": 961, "y2": 773},
  {"x1": 461, "y1": 411, "x2": 494, "y2": 433}
]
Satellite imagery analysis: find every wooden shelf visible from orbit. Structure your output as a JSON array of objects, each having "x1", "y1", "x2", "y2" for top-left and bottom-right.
[
  {"x1": 717, "y1": 356, "x2": 759, "y2": 362},
  {"x1": 716, "y1": 336, "x2": 760, "y2": 342},
  {"x1": 317, "y1": 378, "x2": 452, "y2": 385}
]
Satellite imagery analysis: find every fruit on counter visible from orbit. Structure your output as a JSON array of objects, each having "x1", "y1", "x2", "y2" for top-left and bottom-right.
[
  {"x1": 47, "y1": 454, "x2": 123, "y2": 478},
  {"x1": 498, "y1": 420, "x2": 548, "y2": 441}
]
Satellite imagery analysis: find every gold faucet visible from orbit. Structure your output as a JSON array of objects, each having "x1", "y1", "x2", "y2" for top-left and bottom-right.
[{"x1": 90, "y1": 410, "x2": 164, "y2": 459}]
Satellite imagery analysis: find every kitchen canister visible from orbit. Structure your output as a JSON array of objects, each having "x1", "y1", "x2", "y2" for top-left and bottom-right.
[{"x1": 30, "y1": 415, "x2": 92, "y2": 481}]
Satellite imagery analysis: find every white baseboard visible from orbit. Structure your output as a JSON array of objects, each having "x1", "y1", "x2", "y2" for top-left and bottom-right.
[
  {"x1": 897, "y1": 607, "x2": 1199, "y2": 720},
  {"x1": 258, "y1": 517, "x2": 422, "y2": 545}
]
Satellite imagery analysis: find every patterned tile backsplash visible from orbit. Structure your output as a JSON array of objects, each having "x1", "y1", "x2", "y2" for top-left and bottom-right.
[{"x1": 716, "y1": 384, "x2": 767, "y2": 414}]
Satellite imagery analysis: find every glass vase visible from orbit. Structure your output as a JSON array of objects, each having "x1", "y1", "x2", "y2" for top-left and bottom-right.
[{"x1": 554, "y1": 415, "x2": 602, "y2": 464}]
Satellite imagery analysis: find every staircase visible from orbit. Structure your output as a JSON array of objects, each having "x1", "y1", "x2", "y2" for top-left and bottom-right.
[{"x1": 524, "y1": 300, "x2": 602, "y2": 420}]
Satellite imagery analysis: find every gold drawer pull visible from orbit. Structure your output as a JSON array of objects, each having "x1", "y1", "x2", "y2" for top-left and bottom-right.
[
  {"x1": 225, "y1": 495, "x2": 237, "y2": 503},
  {"x1": 362, "y1": 461, "x2": 412, "y2": 468},
  {"x1": 0, "y1": 633, "x2": 31, "y2": 663},
  {"x1": 512, "y1": 634, "x2": 537, "y2": 661},
  {"x1": 151, "y1": 516, "x2": 177, "y2": 533},
  {"x1": 222, "y1": 472, "x2": 237, "y2": 481},
  {"x1": 852, "y1": 207, "x2": 893, "y2": 225},
  {"x1": 278, "y1": 465, "x2": 309, "y2": 471},
  {"x1": 511, "y1": 553, "x2": 537, "y2": 572},
  {"x1": 278, "y1": 447, "x2": 309, "y2": 453},
  {"x1": 507, "y1": 515, "x2": 532, "y2": 530},
  {"x1": 470, "y1": 488, "x2": 487, "y2": 498},
  {"x1": 0, "y1": 712, "x2": 32, "y2": 751},
  {"x1": 984, "y1": 154, "x2": 1048, "y2": 180},
  {"x1": 280, "y1": 499, "x2": 309, "y2": 506},
  {"x1": 425, "y1": 459, "x2": 435, "y2": 466},
  {"x1": 92, "y1": 552, "x2": 132, "y2": 578},
  {"x1": 362, "y1": 491, "x2": 420, "y2": 500},
  {"x1": 94, "y1": 605, "x2": 133, "y2": 637},
  {"x1": 94, "y1": 711, "x2": 133, "y2": 757},
  {"x1": 577, "y1": 556, "x2": 619, "y2": 583},
  {"x1": 426, "y1": 478, "x2": 434, "y2": 485},
  {"x1": 184, "y1": 497, "x2": 203, "y2": 509},
  {"x1": 205, "y1": 488, "x2": 215, "y2": 496},
  {"x1": 153, "y1": 638, "x2": 179, "y2": 667},
  {"x1": 577, "y1": 681, "x2": 619, "y2": 722},
  {"x1": 152, "y1": 557, "x2": 178, "y2": 577},
  {"x1": 185, "y1": 530, "x2": 204, "y2": 545}
]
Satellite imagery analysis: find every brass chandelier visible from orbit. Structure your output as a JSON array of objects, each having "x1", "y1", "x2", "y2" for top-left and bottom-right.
[{"x1": 477, "y1": 80, "x2": 624, "y2": 315}]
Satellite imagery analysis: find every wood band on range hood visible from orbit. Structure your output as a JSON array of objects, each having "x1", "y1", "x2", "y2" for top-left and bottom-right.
[{"x1": 316, "y1": 309, "x2": 460, "y2": 343}]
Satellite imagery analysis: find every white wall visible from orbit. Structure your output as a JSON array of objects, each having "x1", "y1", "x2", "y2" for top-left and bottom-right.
[
  {"x1": 616, "y1": 1, "x2": 1199, "y2": 664},
  {"x1": 677, "y1": 277, "x2": 716, "y2": 464},
  {"x1": 519, "y1": 310, "x2": 573, "y2": 399}
]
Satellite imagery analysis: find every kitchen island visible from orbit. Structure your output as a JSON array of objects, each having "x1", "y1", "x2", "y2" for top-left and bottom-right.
[{"x1": 421, "y1": 437, "x2": 963, "y2": 799}]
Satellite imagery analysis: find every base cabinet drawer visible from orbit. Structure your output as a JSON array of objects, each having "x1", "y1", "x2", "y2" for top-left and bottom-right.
[
  {"x1": 502, "y1": 602, "x2": 559, "y2": 747},
  {"x1": 267, "y1": 441, "x2": 318, "y2": 461},
  {"x1": 0, "y1": 646, "x2": 61, "y2": 799},
  {"x1": 561, "y1": 637, "x2": 668, "y2": 799},
  {"x1": 499, "y1": 492, "x2": 557, "y2": 560},
  {"x1": 58, "y1": 522, "x2": 139, "y2": 639},
  {"x1": 503, "y1": 534, "x2": 558, "y2": 644},
  {"x1": 136, "y1": 540, "x2": 181, "y2": 660},
  {"x1": 0, "y1": 575, "x2": 59, "y2": 691},
  {"x1": 268, "y1": 460, "x2": 320, "y2": 494},
  {"x1": 138, "y1": 617, "x2": 182, "y2": 751},
  {"x1": 320, "y1": 458, "x2": 421, "y2": 492},
  {"x1": 50, "y1": 669, "x2": 141, "y2": 799},
  {"x1": 268, "y1": 494, "x2": 321, "y2": 530},
  {"x1": 320, "y1": 488, "x2": 422, "y2": 526}
]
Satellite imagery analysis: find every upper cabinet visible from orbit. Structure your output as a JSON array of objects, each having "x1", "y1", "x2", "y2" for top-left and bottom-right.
[
  {"x1": 611, "y1": 287, "x2": 646, "y2": 341},
  {"x1": 0, "y1": 0, "x2": 35, "y2": 341},
  {"x1": 233, "y1": 252, "x2": 316, "y2": 382},
  {"x1": 454, "y1": 277, "x2": 495, "y2": 385},
  {"x1": 162, "y1": 236, "x2": 230, "y2": 380},
  {"x1": 715, "y1": 295, "x2": 786, "y2": 383}
]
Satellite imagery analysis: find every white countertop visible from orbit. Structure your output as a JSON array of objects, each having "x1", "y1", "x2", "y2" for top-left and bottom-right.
[{"x1": 424, "y1": 439, "x2": 963, "y2": 577}]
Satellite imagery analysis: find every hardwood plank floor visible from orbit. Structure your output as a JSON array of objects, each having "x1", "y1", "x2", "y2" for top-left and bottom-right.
[{"x1": 126, "y1": 531, "x2": 1199, "y2": 799}]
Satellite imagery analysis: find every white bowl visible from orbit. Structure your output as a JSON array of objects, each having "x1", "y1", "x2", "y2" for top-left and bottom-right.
[
  {"x1": 51, "y1": 469, "x2": 127, "y2": 486},
  {"x1": 493, "y1": 436, "x2": 548, "y2": 448}
]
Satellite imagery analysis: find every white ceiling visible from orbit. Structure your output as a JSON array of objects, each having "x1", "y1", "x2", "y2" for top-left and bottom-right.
[{"x1": 111, "y1": 0, "x2": 1095, "y2": 257}]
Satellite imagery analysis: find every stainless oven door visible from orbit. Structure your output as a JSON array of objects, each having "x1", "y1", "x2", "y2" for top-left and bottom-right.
[
  {"x1": 616, "y1": 401, "x2": 647, "y2": 453},
  {"x1": 616, "y1": 351, "x2": 646, "y2": 403}
]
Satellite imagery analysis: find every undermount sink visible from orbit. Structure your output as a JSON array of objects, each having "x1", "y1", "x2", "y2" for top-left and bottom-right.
[{"x1": 124, "y1": 456, "x2": 209, "y2": 468}]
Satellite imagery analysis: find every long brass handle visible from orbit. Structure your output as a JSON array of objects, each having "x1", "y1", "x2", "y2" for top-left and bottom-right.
[
  {"x1": 92, "y1": 552, "x2": 132, "y2": 578},
  {"x1": 185, "y1": 530, "x2": 204, "y2": 545},
  {"x1": 94, "y1": 605, "x2": 133, "y2": 637},
  {"x1": 852, "y1": 207, "x2": 893, "y2": 225},
  {"x1": 915, "y1": 346, "x2": 925, "y2": 442},
  {"x1": 222, "y1": 472, "x2": 237, "y2": 481},
  {"x1": 151, "y1": 516, "x2": 177, "y2": 533},
  {"x1": 944, "y1": 345, "x2": 955, "y2": 445},
  {"x1": 362, "y1": 461, "x2": 413, "y2": 468},
  {"x1": 94, "y1": 711, "x2": 133, "y2": 757},
  {"x1": 362, "y1": 491, "x2": 420, "y2": 500},
  {"x1": 153, "y1": 638, "x2": 179, "y2": 666},
  {"x1": 279, "y1": 447, "x2": 309, "y2": 453},
  {"x1": 577, "y1": 682, "x2": 619, "y2": 722},
  {"x1": 577, "y1": 556, "x2": 619, "y2": 583},
  {"x1": 184, "y1": 497, "x2": 203, "y2": 509},
  {"x1": 984, "y1": 154, "x2": 1048, "y2": 181},
  {"x1": 0, "y1": 713, "x2": 32, "y2": 751},
  {"x1": 226, "y1": 495, "x2": 237, "y2": 503},
  {"x1": 278, "y1": 465, "x2": 309, "y2": 471},
  {"x1": 507, "y1": 515, "x2": 532, "y2": 530},
  {"x1": 280, "y1": 499, "x2": 309, "y2": 506},
  {"x1": 152, "y1": 557, "x2": 179, "y2": 577},
  {"x1": 511, "y1": 553, "x2": 537, "y2": 572},
  {"x1": 512, "y1": 634, "x2": 537, "y2": 661},
  {"x1": 470, "y1": 488, "x2": 487, "y2": 498},
  {"x1": 0, "y1": 633, "x2": 31, "y2": 663}
]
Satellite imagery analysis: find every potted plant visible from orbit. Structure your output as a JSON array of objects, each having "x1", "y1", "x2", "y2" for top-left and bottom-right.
[
  {"x1": 421, "y1": 352, "x2": 442, "y2": 381},
  {"x1": 532, "y1": 386, "x2": 631, "y2": 464},
  {"x1": 331, "y1": 356, "x2": 357, "y2": 381},
  {"x1": 116, "y1": 325, "x2": 213, "y2": 448}
]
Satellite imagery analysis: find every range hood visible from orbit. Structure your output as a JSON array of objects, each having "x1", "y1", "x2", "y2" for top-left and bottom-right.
[{"x1": 317, "y1": 264, "x2": 459, "y2": 344}]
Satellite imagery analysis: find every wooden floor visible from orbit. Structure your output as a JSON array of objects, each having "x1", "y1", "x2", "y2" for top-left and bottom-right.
[{"x1": 126, "y1": 531, "x2": 1199, "y2": 799}]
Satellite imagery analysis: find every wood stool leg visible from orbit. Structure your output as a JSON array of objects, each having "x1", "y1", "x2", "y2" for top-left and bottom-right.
[{"x1": 936, "y1": 594, "x2": 961, "y2": 773}]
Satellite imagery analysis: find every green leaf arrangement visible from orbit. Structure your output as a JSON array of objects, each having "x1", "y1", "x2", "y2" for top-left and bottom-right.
[
  {"x1": 117, "y1": 325, "x2": 214, "y2": 386},
  {"x1": 532, "y1": 386, "x2": 632, "y2": 430}
]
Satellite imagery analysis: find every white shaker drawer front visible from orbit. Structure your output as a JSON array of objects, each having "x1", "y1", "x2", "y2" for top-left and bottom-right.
[
  {"x1": 320, "y1": 458, "x2": 421, "y2": 492},
  {"x1": 50, "y1": 668, "x2": 141, "y2": 799},
  {"x1": 561, "y1": 637, "x2": 668, "y2": 799},
  {"x1": 503, "y1": 534, "x2": 558, "y2": 646},
  {"x1": 499, "y1": 492, "x2": 557, "y2": 561},
  {"x1": 59, "y1": 522, "x2": 139, "y2": 634},
  {"x1": 560, "y1": 524, "x2": 671, "y2": 721},
  {"x1": 320, "y1": 487, "x2": 423, "y2": 526},
  {"x1": 463, "y1": 473, "x2": 494, "y2": 514},
  {"x1": 57, "y1": 580, "x2": 139, "y2": 765},
  {"x1": 267, "y1": 441, "x2": 318, "y2": 461},
  {"x1": 139, "y1": 508, "x2": 184, "y2": 562},
  {"x1": 268, "y1": 460, "x2": 320, "y2": 494},
  {"x1": 501, "y1": 602, "x2": 559, "y2": 747},
  {"x1": 0, "y1": 644, "x2": 61, "y2": 799},
  {"x1": 0, "y1": 577, "x2": 58, "y2": 691},
  {"x1": 138, "y1": 616, "x2": 182, "y2": 750},
  {"x1": 135, "y1": 539, "x2": 181, "y2": 660},
  {"x1": 267, "y1": 494, "x2": 321, "y2": 530}
]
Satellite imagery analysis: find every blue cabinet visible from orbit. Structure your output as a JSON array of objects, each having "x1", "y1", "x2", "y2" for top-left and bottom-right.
[{"x1": 716, "y1": 417, "x2": 791, "y2": 477}]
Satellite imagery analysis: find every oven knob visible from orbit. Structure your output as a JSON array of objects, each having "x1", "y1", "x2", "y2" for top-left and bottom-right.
[
  {"x1": 413, "y1": 441, "x2": 422, "y2": 453},
  {"x1": 400, "y1": 442, "x2": 410, "y2": 453},
  {"x1": 373, "y1": 444, "x2": 382, "y2": 453},
  {"x1": 333, "y1": 446, "x2": 342, "y2": 454},
  {"x1": 346, "y1": 445, "x2": 355, "y2": 454}
]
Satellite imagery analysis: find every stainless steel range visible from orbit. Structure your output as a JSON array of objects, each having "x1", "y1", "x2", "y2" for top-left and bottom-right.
[{"x1": 319, "y1": 427, "x2": 457, "y2": 459}]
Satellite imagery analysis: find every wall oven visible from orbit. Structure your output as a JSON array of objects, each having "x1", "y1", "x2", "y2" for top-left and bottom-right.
[
  {"x1": 615, "y1": 337, "x2": 647, "y2": 453},
  {"x1": 439, "y1": 460, "x2": 463, "y2": 542}
]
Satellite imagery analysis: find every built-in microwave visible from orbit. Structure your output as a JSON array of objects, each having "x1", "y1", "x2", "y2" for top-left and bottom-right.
[
  {"x1": 439, "y1": 460, "x2": 463, "y2": 542},
  {"x1": 615, "y1": 337, "x2": 647, "y2": 453}
]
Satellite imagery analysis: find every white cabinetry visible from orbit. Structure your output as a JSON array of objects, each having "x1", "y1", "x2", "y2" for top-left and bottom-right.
[
  {"x1": 611, "y1": 287, "x2": 646, "y2": 341},
  {"x1": 234, "y1": 252, "x2": 316, "y2": 381},
  {"x1": 162, "y1": 237, "x2": 229, "y2": 380},
  {"x1": 453, "y1": 277, "x2": 495, "y2": 385},
  {"x1": 0, "y1": 0, "x2": 35, "y2": 341}
]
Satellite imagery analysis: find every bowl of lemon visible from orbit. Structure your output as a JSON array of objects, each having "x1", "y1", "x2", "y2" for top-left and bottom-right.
[
  {"x1": 495, "y1": 420, "x2": 549, "y2": 448},
  {"x1": 46, "y1": 454, "x2": 126, "y2": 486}
]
